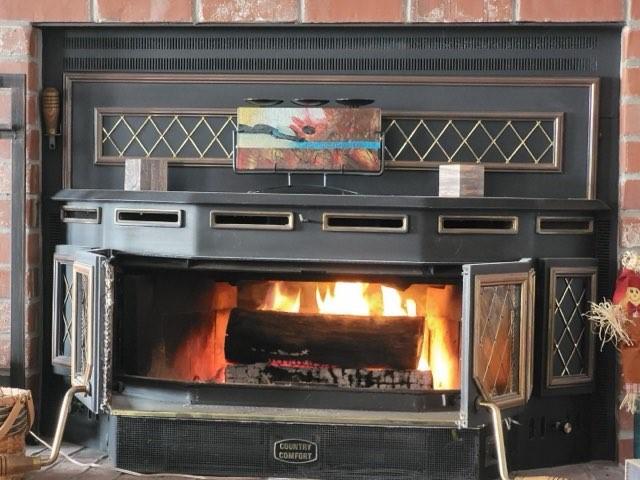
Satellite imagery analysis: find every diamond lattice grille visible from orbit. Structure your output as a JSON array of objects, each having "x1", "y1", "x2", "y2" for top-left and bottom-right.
[
  {"x1": 382, "y1": 117, "x2": 556, "y2": 167},
  {"x1": 552, "y1": 277, "x2": 588, "y2": 377},
  {"x1": 59, "y1": 265, "x2": 73, "y2": 358},
  {"x1": 100, "y1": 113, "x2": 237, "y2": 162},
  {"x1": 476, "y1": 284, "x2": 522, "y2": 398}
]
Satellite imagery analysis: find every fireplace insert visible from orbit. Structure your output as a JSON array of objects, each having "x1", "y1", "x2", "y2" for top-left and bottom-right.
[{"x1": 40, "y1": 25, "x2": 619, "y2": 479}]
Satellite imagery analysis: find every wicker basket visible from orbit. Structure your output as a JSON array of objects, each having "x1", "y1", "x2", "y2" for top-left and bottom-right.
[{"x1": 0, "y1": 389, "x2": 34, "y2": 480}]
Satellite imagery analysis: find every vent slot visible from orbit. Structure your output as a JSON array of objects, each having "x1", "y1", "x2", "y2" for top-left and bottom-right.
[
  {"x1": 322, "y1": 213, "x2": 408, "y2": 233},
  {"x1": 211, "y1": 211, "x2": 293, "y2": 230},
  {"x1": 536, "y1": 217, "x2": 594, "y2": 234},
  {"x1": 438, "y1": 215, "x2": 518, "y2": 234},
  {"x1": 115, "y1": 209, "x2": 183, "y2": 227},
  {"x1": 60, "y1": 206, "x2": 101, "y2": 224}
]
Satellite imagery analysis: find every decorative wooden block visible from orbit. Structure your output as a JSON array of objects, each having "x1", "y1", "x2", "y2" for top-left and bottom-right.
[
  {"x1": 627, "y1": 459, "x2": 640, "y2": 480},
  {"x1": 438, "y1": 164, "x2": 485, "y2": 197},
  {"x1": 124, "y1": 158, "x2": 168, "y2": 191}
]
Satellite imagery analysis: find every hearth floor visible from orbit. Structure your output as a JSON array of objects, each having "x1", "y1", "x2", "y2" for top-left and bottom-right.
[{"x1": 22, "y1": 443, "x2": 624, "y2": 480}]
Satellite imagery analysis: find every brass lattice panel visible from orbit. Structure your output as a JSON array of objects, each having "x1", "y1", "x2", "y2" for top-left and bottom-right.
[
  {"x1": 546, "y1": 267, "x2": 597, "y2": 389},
  {"x1": 97, "y1": 109, "x2": 237, "y2": 165},
  {"x1": 95, "y1": 109, "x2": 561, "y2": 171},
  {"x1": 382, "y1": 113, "x2": 561, "y2": 170},
  {"x1": 52, "y1": 257, "x2": 74, "y2": 368},
  {"x1": 475, "y1": 283, "x2": 522, "y2": 399}
]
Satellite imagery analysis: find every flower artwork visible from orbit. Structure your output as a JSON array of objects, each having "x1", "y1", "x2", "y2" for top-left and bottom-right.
[{"x1": 235, "y1": 107, "x2": 382, "y2": 173}]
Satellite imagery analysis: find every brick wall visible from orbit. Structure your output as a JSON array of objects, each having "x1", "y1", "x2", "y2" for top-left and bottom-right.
[{"x1": 0, "y1": 0, "x2": 634, "y2": 463}]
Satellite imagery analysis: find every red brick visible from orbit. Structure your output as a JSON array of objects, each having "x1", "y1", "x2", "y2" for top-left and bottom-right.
[
  {"x1": 621, "y1": 103, "x2": 640, "y2": 137},
  {"x1": 0, "y1": 89, "x2": 11, "y2": 128},
  {"x1": 201, "y1": 0, "x2": 298, "y2": 22},
  {"x1": 621, "y1": 179, "x2": 640, "y2": 209},
  {"x1": 0, "y1": 0, "x2": 90, "y2": 22},
  {"x1": 25, "y1": 302, "x2": 38, "y2": 336},
  {"x1": 621, "y1": 217, "x2": 640, "y2": 248},
  {"x1": 623, "y1": 28, "x2": 640, "y2": 60},
  {"x1": 0, "y1": 60, "x2": 39, "y2": 93},
  {"x1": 0, "y1": 139, "x2": 10, "y2": 160},
  {"x1": 302, "y1": 0, "x2": 404, "y2": 23},
  {"x1": 26, "y1": 163, "x2": 40, "y2": 195},
  {"x1": 0, "y1": 334, "x2": 10, "y2": 369},
  {"x1": 518, "y1": 0, "x2": 623, "y2": 22},
  {"x1": 621, "y1": 141, "x2": 640, "y2": 173},
  {"x1": 0, "y1": 26, "x2": 35, "y2": 57},
  {"x1": 26, "y1": 130, "x2": 40, "y2": 162},
  {"x1": 25, "y1": 267, "x2": 39, "y2": 300},
  {"x1": 0, "y1": 200, "x2": 9, "y2": 228},
  {"x1": 0, "y1": 232, "x2": 9, "y2": 264},
  {"x1": 0, "y1": 268, "x2": 9, "y2": 299},
  {"x1": 25, "y1": 197, "x2": 38, "y2": 229},
  {"x1": 25, "y1": 373, "x2": 40, "y2": 406},
  {"x1": 0, "y1": 161, "x2": 10, "y2": 194},
  {"x1": 622, "y1": 67, "x2": 640, "y2": 96},
  {"x1": 0, "y1": 301, "x2": 9, "y2": 333},
  {"x1": 26, "y1": 231, "x2": 40, "y2": 266},
  {"x1": 96, "y1": 0, "x2": 193, "y2": 22},
  {"x1": 26, "y1": 94, "x2": 38, "y2": 129},
  {"x1": 24, "y1": 333, "x2": 39, "y2": 370},
  {"x1": 631, "y1": 0, "x2": 640, "y2": 20},
  {"x1": 411, "y1": 0, "x2": 511, "y2": 22},
  {"x1": 619, "y1": 438, "x2": 634, "y2": 464}
]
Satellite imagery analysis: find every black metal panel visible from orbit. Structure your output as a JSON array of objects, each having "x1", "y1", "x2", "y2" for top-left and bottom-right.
[
  {"x1": 58, "y1": 27, "x2": 611, "y2": 77},
  {"x1": 54, "y1": 197, "x2": 601, "y2": 265},
  {"x1": 112, "y1": 415, "x2": 487, "y2": 479},
  {"x1": 507, "y1": 395, "x2": 592, "y2": 470},
  {"x1": 65, "y1": 75, "x2": 596, "y2": 198}
]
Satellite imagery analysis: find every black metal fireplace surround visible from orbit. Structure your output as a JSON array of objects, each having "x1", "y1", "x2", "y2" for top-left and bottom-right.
[{"x1": 38, "y1": 26, "x2": 620, "y2": 479}]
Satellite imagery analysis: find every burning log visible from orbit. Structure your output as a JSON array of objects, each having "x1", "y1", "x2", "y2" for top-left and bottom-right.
[
  {"x1": 224, "y1": 308, "x2": 424, "y2": 371},
  {"x1": 225, "y1": 363, "x2": 432, "y2": 390}
]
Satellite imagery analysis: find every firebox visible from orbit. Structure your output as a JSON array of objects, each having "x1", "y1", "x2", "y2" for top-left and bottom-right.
[{"x1": 41, "y1": 25, "x2": 619, "y2": 480}]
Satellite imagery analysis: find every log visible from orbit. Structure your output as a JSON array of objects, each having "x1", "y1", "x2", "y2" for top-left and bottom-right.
[
  {"x1": 225, "y1": 363, "x2": 432, "y2": 390},
  {"x1": 224, "y1": 308, "x2": 424, "y2": 370}
]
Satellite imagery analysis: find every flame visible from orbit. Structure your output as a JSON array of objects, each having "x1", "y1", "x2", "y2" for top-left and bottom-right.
[
  {"x1": 259, "y1": 281, "x2": 301, "y2": 313},
  {"x1": 316, "y1": 282, "x2": 371, "y2": 316},
  {"x1": 262, "y1": 281, "x2": 419, "y2": 318}
]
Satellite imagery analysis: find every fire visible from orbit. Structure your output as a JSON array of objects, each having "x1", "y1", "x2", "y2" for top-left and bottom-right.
[
  {"x1": 258, "y1": 281, "x2": 436, "y2": 376},
  {"x1": 258, "y1": 281, "x2": 301, "y2": 313},
  {"x1": 147, "y1": 280, "x2": 460, "y2": 392}
]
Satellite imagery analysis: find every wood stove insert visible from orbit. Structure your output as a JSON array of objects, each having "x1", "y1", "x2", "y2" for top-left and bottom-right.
[{"x1": 40, "y1": 25, "x2": 620, "y2": 479}]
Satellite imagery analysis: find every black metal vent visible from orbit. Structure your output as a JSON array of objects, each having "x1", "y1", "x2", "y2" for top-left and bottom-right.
[
  {"x1": 61, "y1": 27, "x2": 604, "y2": 74},
  {"x1": 113, "y1": 416, "x2": 486, "y2": 479},
  {"x1": 65, "y1": 33, "x2": 598, "y2": 51},
  {"x1": 595, "y1": 216, "x2": 611, "y2": 297}
]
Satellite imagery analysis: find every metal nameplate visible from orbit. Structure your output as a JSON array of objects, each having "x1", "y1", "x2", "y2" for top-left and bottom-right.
[{"x1": 273, "y1": 439, "x2": 318, "y2": 464}]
